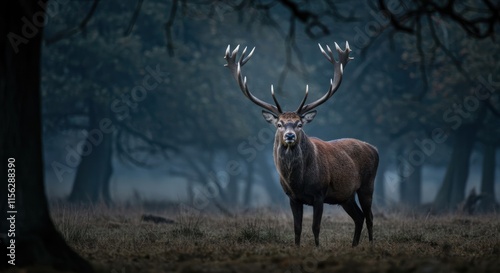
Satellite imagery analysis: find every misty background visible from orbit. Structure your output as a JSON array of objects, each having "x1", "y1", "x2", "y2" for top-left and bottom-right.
[{"x1": 40, "y1": 0, "x2": 500, "y2": 212}]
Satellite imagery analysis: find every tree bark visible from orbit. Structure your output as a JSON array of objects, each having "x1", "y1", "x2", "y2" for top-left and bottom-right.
[
  {"x1": 478, "y1": 144, "x2": 497, "y2": 212},
  {"x1": 0, "y1": 0, "x2": 92, "y2": 270},
  {"x1": 68, "y1": 101, "x2": 113, "y2": 204}
]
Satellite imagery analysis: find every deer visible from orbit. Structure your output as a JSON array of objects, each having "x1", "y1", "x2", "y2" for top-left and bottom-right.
[{"x1": 224, "y1": 42, "x2": 379, "y2": 247}]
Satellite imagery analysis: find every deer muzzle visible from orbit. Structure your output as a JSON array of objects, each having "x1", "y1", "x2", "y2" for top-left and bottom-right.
[{"x1": 284, "y1": 132, "x2": 296, "y2": 144}]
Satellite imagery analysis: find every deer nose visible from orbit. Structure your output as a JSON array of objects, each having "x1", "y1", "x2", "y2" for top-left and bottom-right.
[{"x1": 284, "y1": 132, "x2": 296, "y2": 141}]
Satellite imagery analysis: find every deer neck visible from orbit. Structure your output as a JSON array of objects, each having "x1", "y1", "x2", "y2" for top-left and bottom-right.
[{"x1": 273, "y1": 132, "x2": 314, "y2": 188}]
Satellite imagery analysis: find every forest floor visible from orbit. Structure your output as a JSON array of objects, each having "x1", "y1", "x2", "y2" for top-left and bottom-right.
[{"x1": 44, "y1": 203, "x2": 500, "y2": 272}]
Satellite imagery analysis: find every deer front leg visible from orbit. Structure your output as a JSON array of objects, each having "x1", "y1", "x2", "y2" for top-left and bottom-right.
[
  {"x1": 290, "y1": 198, "x2": 303, "y2": 246},
  {"x1": 312, "y1": 199, "x2": 324, "y2": 247}
]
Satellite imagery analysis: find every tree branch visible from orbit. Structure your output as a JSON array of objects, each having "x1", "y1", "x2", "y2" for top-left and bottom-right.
[
  {"x1": 123, "y1": 0, "x2": 144, "y2": 36},
  {"x1": 111, "y1": 115, "x2": 179, "y2": 153},
  {"x1": 116, "y1": 130, "x2": 156, "y2": 168},
  {"x1": 45, "y1": 0, "x2": 100, "y2": 45},
  {"x1": 379, "y1": 0, "x2": 500, "y2": 39},
  {"x1": 278, "y1": 0, "x2": 329, "y2": 39},
  {"x1": 378, "y1": 0, "x2": 414, "y2": 33},
  {"x1": 426, "y1": 14, "x2": 472, "y2": 83},
  {"x1": 164, "y1": 0, "x2": 178, "y2": 57}
]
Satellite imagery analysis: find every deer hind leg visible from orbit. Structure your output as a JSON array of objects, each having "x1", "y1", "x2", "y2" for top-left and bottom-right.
[
  {"x1": 360, "y1": 146, "x2": 378, "y2": 243},
  {"x1": 358, "y1": 160, "x2": 377, "y2": 244},
  {"x1": 358, "y1": 187, "x2": 374, "y2": 243},
  {"x1": 341, "y1": 197, "x2": 364, "y2": 247}
]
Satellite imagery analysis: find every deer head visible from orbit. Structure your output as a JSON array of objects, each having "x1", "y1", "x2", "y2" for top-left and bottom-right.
[
  {"x1": 224, "y1": 42, "x2": 353, "y2": 147},
  {"x1": 261, "y1": 110, "x2": 316, "y2": 147}
]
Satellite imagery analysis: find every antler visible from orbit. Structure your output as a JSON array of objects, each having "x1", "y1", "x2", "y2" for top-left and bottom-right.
[
  {"x1": 224, "y1": 45, "x2": 282, "y2": 115},
  {"x1": 296, "y1": 41, "x2": 353, "y2": 115}
]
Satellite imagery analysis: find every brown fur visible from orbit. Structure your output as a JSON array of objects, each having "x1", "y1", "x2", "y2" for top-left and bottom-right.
[{"x1": 272, "y1": 112, "x2": 379, "y2": 247}]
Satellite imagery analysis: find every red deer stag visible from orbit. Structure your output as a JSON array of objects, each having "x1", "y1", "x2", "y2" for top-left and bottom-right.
[{"x1": 224, "y1": 42, "x2": 379, "y2": 247}]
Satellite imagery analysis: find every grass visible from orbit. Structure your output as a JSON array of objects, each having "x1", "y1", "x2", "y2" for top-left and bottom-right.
[
  {"x1": 45, "y1": 203, "x2": 500, "y2": 273},
  {"x1": 170, "y1": 211, "x2": 204, "y2": 238},
  {"x1": 236, "y1": 219, "x2": 284, "y2": 244}
]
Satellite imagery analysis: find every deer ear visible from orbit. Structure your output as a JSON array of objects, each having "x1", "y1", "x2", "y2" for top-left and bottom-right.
[
  {"x1": 262, "y1": 110, "x2": 278, "y2": 126},
  {"x1": 301, "y1": 110, "x2": 317, "y2": 124}
]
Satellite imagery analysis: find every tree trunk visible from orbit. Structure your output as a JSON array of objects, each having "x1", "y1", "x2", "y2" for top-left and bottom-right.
[
  {"x1": 433, "y1": 125, "x2": 477, "y2": 211},
  {"x1": 398, "y1": 144, "x2": 422, "y2": 207},
  {"x1": 68, "y1": 101, "x2": 113, "y2": 204},
  {"x1": 400, "y1": 163, "x2": 422, "y2": 207},
  {"x1": 0, "y1": 1, "x2": 92, "y2": 270},
  {"x1": 449, "y1": 126, "x2": 477, "y2": 207},
  {"x1": 478, "y1": 144, "x2": 497, "y2": 212}
]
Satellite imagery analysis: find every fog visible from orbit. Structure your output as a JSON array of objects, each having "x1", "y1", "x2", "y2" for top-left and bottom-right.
[{"x1": 40, "y1": 0, "x2": 500, "y2": 213}]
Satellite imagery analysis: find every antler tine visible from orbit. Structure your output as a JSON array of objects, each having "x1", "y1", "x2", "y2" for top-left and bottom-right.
[
  {"x1": 241, "y1": 46, "x2": 255, "y2": 66},
  {"x1": 224, "y1": 45, "x2": 282, "y2": 115},
  {"x1": 297, "y1": 42, "x2": 352, "y2": 115},
  {"x1": 231, "y1": 44, "x2": 240, "y2": 58},
  {"x1": 295, "y1": 85, "x2": 309, "y2": 113},
  {"x1": 271, "y1": 85, "x2": 283, "y2": 113},
  {"x1": 319, "y1": 44, "x2": 334, "y2": 63},
  {"x1": 240, "y1": 46, "x2": 248, "y2": 65}
]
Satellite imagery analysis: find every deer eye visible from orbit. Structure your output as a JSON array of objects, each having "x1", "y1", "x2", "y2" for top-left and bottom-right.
[
  {"x1": 297, "y1": 123, "x2": 303, "y2": 128},
  {"x1": 277, "y1": 123, "x2": 283, "y2": 128}
]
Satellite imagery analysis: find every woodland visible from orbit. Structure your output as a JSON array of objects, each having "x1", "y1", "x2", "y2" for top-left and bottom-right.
[{"x1": 1, "y1": 0, "x2": 499, "y2": 271}]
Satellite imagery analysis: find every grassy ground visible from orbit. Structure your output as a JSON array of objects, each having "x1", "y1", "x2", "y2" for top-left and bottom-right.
[{"x1": 47, "y1": 203, "x2": 500, "y2": 273}]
